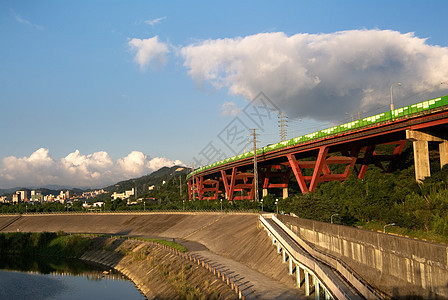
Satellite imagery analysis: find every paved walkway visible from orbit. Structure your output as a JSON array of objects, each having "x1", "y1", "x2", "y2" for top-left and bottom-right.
[{"x1": 180, "y1": 240, "x2": 309, "y2": 300}]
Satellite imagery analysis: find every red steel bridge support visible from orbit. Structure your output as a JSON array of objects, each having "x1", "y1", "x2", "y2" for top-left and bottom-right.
[{"x1": 187, "y1": 107, "x2": 448, "y2": 201}]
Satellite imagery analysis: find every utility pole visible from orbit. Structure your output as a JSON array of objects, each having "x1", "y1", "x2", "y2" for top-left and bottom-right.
[
  {"x1": 278, "y1": 112, "x2": 287, "y2": 141},
  {"x1": 251, "y1": 129, "x2": 259, "y2": 202},
  {"x1": 179, "y1": 175, "x2": 182, "y2": 199},
  {"x1": 191, "y1": 163, "x2": 196, "y2": 201}
]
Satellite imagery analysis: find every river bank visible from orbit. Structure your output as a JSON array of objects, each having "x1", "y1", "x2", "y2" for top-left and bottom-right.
[
  {"x1": 81, "y1": 237, "x2": 238, "y2": 299},
  {"x1": 0, "y1": 213, "x2": 306, "y2": 299}
]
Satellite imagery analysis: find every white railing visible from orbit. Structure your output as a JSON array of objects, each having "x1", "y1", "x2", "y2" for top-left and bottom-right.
[{"x1": 259, "y1": 213, "x2": 382, "y2": 300}]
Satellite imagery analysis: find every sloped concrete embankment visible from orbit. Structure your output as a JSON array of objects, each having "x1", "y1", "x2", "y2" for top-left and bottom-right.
[
  {"x1": 0, "y1": 212, "x2": 305, "y2": 289},
  {"x1": 80, "y1": 237, "x2": 238, "y2": 299},
  {"x1": 0, "y1": 213, "x2": 222, "y2": 237},
  {"x1": 0, "y1": 215, "x2": 21, "y2": 231},
  {"x1": 185, "y1": 214, "x2": 300, "y2": 289},
  {"x1": 0, "y1": 213, "x2": 307, "y2": 299}
]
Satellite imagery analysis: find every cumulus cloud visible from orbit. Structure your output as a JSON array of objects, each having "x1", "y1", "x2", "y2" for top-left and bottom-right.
[
  {"x1": 129, "y1": 36, "x2": 169, "y2": 69},
  {"x1": 0, "y1": 148, "x2": 184, "y2": 188},
  {"x1": 221, "y1": 101, "x2": 241, "y2": 116},
  {"x1": 180, "y1": 30, "x2": 448, "y2": 121},
  {"x1": 116, "y1": 151, "x2": 148, "y2": 175},
  {"x1": 147, "y1": 157, "x2": 184, "y2": 171},
  {"x1": 144, "y1": 17, "x2": 166, "y2": 26}
]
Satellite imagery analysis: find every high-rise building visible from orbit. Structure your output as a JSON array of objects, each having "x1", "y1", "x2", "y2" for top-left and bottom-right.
[
  {"x1": 16, "y1": 190, "x2": 28, "y2": 202},
  {"x1": 12, "y1": 194, "x2": 19, "y2": 204}
]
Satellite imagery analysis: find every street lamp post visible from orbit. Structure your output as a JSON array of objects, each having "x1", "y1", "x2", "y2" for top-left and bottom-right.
[
  {"x1": 275, "y1": 199, "x2": 278, "y2": 215},
  {"x1": 183, "y1": 199, "x2": 185, "y2": 211},
  {"x1": 261, "y1": 199, "x2": 263, "y2": 212},
  {"x1": 390, "y1": 83, "x2": 402, "y2": 111},
  {"x1": 220, "y1": 199, "x2": 223, "y2": 213},
  {"x1": 384, "y1": 223, "x2": 396, "y2": 233},
  {"x1": 331, "y1": 213, "x2": 339, "y2": 224}
]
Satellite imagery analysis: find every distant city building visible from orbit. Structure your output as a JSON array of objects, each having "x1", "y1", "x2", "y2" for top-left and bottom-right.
[
  {"x1": 0, "y1": 196, "x2": 8, "y2": 203},
  {"x1": 44, "y1": 194, "x2": 55, "y2": 202},
  {"x1": 59, "y1": 190, "x2": 70, "y2": 200},
  {"x1": 16, "y1": 190, "x2": 28, "y2": 202},
  {"x1": 93, "y1": 201, "x2": 104, "y2": 208},
  {"x1": 83, "y1": 201, "x2": 103, "y2": 211},
  {"x1": 30, "y1": 193, "x2": 43, "y2": 203},
  {"x1": 82, "y1": 189, "x2": 106, "y2": 199},
  {"x1": 112, "y1": 188, "x2": 134, "y2": 200}
]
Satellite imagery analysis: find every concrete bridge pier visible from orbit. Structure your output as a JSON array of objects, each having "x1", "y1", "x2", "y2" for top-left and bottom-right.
[
  {"x1": 406, "y1": 130, "x2": 448, "y2": 182},
  {"x1": 296, "y1": 265, "x2": 303, "y2": 288},
  {"x1": 304, "y1": 270, "x2": 311, "y2": 296},
  {"x1": 261, "y1": 187, "x2": 288, "y2": 199},
  {"x1": 262, "y1": 188, "x2": 268, "y2": 197},
  {"x1": 440, "y1": 140, "x2": 448, "y2": 168},
  {"x1": 288, "y1": 255, "x2": 294, "y2": 275},
  {"x1": 267, "y1": 231, "x2": 331, "y2": 299}
]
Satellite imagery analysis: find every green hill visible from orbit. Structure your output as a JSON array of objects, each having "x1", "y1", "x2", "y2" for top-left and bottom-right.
[{"x1": 104, "y1": 166, "x2": 190, "y2": 195}]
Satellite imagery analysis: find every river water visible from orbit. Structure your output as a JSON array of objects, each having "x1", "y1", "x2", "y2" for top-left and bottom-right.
[{"x1": 0, "y1": 257, "x2": 145, "y2": 300}]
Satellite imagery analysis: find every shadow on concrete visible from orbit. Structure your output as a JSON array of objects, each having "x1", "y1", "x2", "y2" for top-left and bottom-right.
[
  {"x1": 178, "y1": 240, "x2": 208, "y2": 251},
  {"x1": 391, "y1": 286, "x2": 444, "y2": 299},
  {"x1": 88, "y1": 236, "x2": 126, "y2": 253},
  {"x1": 114, "y1": 230, "x2": 133, "y2": 236}
]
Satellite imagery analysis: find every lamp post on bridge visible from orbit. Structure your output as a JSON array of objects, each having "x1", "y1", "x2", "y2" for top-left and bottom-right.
[
  {"x1": 260, "y1": 199, "x2": 263, "y2": 212},
  {"x1": 275, "y1": 199, "x2": 279, "y2": 215},
  {"x1": 390, "y1": 83, "x2": 402, "y2": 111},
  {"x1": 220, "y1": 199, "x2": 223, "y2": 213},
  {"x1": 384, "y1": 223, "x2": 395, "y2": 233},
  {"x1": 331, "y1": 213, "x2": 339, "y2": 224}
]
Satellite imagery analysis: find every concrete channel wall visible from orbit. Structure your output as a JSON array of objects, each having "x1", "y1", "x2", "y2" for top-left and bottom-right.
[
  {"x1": 277, "y1": 214, "x2": 448, "y2": 299},
  {"x1": 0, "y1": 213, "x2": 302, "y2": 299}
]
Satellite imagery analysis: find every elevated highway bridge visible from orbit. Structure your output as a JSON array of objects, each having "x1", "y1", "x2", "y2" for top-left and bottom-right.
[{"x1": 187, "y1": 95, "x2": 448, "y2": 200}]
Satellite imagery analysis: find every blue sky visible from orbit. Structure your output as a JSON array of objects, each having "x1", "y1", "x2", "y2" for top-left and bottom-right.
[{"x1": 1, "y1": 0, "x2": 448, "y2": 188}]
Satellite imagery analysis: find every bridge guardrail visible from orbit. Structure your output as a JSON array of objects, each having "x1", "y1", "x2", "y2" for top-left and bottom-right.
[
  {"x1": 260, "y1": 213, "x2": 350, "y2": 299},
  {"x1": 261, "y1": 213, "x2": 384, "y2": 299}
]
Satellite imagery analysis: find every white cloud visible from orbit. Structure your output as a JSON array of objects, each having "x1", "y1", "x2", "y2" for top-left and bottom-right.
[
  {"x1": 221, "y1": 101, "x2": 241, "y2": 116},
  {"x1": 129, "y1": 36, "x2": 169, "y2": 69},
  {"x1": 116, "y1": 151, "x2": 147, "y2": 175},
  {"x1": 13, "y1": 12, "x2": 43, "y2": 30},
  {"x1": 180, "y1": 30, "x2": 448, "y2": 122},
  {"x1": 147, "y1": 157, "x2": 184, "y2": 171},
  {"x1": 0, "y1": 148, "x2": 184, "y2": 188},
  {"x1": 144, "y1": 17, "x2": 166, "y2": 26}
]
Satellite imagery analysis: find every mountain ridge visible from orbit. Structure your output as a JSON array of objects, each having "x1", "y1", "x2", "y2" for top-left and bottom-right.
[{"x1": 0, "y1": 165, "x2": 190, "y2": 196}]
